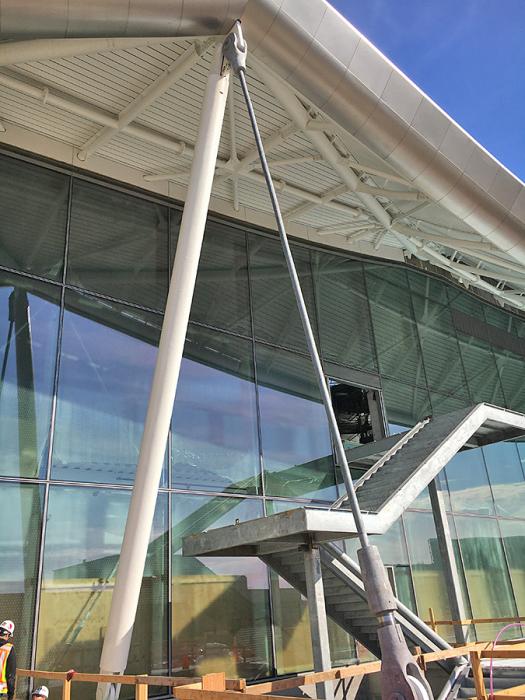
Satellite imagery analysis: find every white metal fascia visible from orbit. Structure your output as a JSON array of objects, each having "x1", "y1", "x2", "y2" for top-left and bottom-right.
[{"x1": 1, "y1": 0, "x2": 524, "y2": 266}]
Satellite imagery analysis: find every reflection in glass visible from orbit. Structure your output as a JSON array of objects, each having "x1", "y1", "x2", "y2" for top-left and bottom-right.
[
  {"x1": 453, "y1": 515, "x2": 518, "y2": 640},
  {"x1": 172, "y1": 495, "x2": 271, "y2": 679},
  {"x1": 499, "y1": 520, "x2": 525, "y2": 618},
  {"x1": 266, "y1": 501, "x2": 356, "y2": 671},
  {"x1": 0, "y1": 154, "x2": 68, "y2": 280},
  {"x1": 346, "y1": 520, "x2": 416, "y2": 611},
  {"x1": 256, "y1": 344, "x2": 336, "y2": 500},
  {"x1": 187, "y1": 222, "x2": 251, "y2": 335},
  {"x1": 410, "y1": 295, "x2": 469, "y2": 399},
  {"x1": 311, "y1": 252, "x2": 376, "y2": 371},
  {"x1": 493, "y1": 347, "x2": 525, "y2": 414},
  {"x1": 67, "y1": 181, "x2": 169, "y2": 311},
  {"x1": 0, "y1": 482, "x2": 43, "y2": 669},
  {"x1": 382, "y1": 378, "x2": 432, "y2": 428},
  {"x1": 429, "y1": 392, "x2": 468, "y2": 417},
  {"x1": 249, "y1": 236, "x2": 318, "y2": 353},
  {"x1": 483, "y1": 442, "x2": 525, "y2": 518},
  {"x1": 172, "y1": 325, "x2": 260, "y2": 494},
  {"x1": 365, "y1": 266, "x2": 424, "y2": 386},
  {"x1": 52, "y1": 291, "x2": 163, "y2": 485},
  {"x1": 456, "y1": 333, "x2": 505, "y2": 407},
  {"x1": 37, "y1": 487, "x2": 168, "y2": 684},
  {"x1": 270, "y1": 571, "x2": 312, "y2": 674},
  {"x1": 445, "y1": 449, "x2": 494, "y2": 515},
  {"x1": 404, "y1": 511, "x2": 453, "y2": 641},
  {"x1": 0, "y1": 274, "x2": 60, "y2": 477}
]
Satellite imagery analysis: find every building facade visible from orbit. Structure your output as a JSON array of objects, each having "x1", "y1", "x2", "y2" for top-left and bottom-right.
[{"x1": 1, "y1": 147, "x2": 525, "y2": 695}]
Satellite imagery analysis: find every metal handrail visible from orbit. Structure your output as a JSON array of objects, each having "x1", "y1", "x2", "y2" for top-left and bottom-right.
[
  {"x1": 354, "y1": 417, "x2": 431, "y2": 491},
  {"x1": 321, "y1": 541, "x2": 458, "y2": 655}
]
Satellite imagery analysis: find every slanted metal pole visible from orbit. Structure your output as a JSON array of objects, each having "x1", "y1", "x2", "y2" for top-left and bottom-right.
[
  {"x1": 97, "y1": 43, "x2": 230, "y2": 700},
  {"x1": 225, "y1": 24, "x2": 433, "y2": 700},
  {"x1": 428, "y1": 479, "x2": 469, "y2": 645},
  {"x1": 303, "y1": 546, "x2": 333, "y2": 700}
]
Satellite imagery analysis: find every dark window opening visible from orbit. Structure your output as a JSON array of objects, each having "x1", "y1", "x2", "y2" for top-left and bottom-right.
[{"x1": 329, "y1": 379, "x2": 376, "y2": 450}]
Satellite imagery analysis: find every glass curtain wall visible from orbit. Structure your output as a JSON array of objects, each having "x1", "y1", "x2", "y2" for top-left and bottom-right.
[{"x1": 1, "y1": 151, "x2": 525, "y2": 686}]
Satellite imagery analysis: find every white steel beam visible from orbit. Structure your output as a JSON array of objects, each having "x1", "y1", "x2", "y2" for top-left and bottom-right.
[
  {"x1": 394, "y1": 223, "x2": 495, "y2": 251},
  {"x1": 252, "y1": 56, "x2": 393, "y2": 231},
  {"x1": 0, "y1": 69, "x2": 188, "y2": 156},
  {"x1": 97, "y1": 44, "x2": 230, "y2": 699},
  {"x1": 78, "y1": 42, "x2": 210, "y2": 161},
  {"x1": 283, "y1": 183, "x2": 349, "y2": 221},
  {"x1": 254, "y1": 62, "x2": 525, "y2": 309},
  {"x1": 145, "y1": 166, "x2": 364, "y2": 219},
  {"x1": 213, "y1": 118, "x2": 299, "y2": 188},
  {"x1": 0, "y1": 37, "x2": 193, "y2": 66}
]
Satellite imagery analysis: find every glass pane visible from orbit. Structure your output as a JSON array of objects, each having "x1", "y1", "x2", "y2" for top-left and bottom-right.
[
  {"x1": 172, "y1": 325, "x2": 260, "y2": 494},
  {"x1": 428, "y1": 391, "x2": 468, "y2": 417},
  {"x1": 172, "y1": 495, "x2": 272, "y2": 679},
  {"x1": 404, "y1": 511, "x2": 453, "y2": 641},
  {"x1": 499, "y1": 520, "x2": 525, "y2": 618},
  {"x1": 483, "y1": 442, "x2": 525, "y2": 518},
  {"x1": 407, "y1": 271, "x2": 449, "y2": 306},
  {"x1": 256, "y1": 343, "x2": 336, "y2": 500},
  {"x1": 52, "y1": 291, "x2": 164, "y2": 485},
  {"x1": 270, "y1": 571, "x2": 312, "y2": 674},
  {"x1": 447, "y1": 288, "x2": 485, "y2": 318},
  {"x1": 365, "y1": 265, "x2": 424, "y2": 385},
  {"x1": 483, "y1": 305, "x2": 525, "y2": 411},
  {"x1": 493, "y1": 347, "x2": 525, "y2": 413},
  {"x1": 0, "y1": 154, "x2": 68, "y2": 280},
  {"x1": 445, "y1": 449, "x2": 494, "y2": 515},
  {"x1": 266, "y1": 501, "x2": 356, "y2": 672},
  {"x1": 382, "y1": 378, "x2": 432, "y2": 428},
  {"x1": 0, "y1": 274, "x2": 60, "y2": 477},
  {"x1": 411, "y1": 295, "x2": 469, "y2": 398},
  {"x1": 37, "y1": 487, "x2": 168, "y2": 682},
  {"x1": 311, "y1": 252, "x2": 376, "y2": 371},
  {"x1": 0, "y1": 482, "x2": 43, "y2": 669},
  {"x1": 456, "y1": 332, "x2": 505, "y2": 407},
  {"x1": 453, "y1": 515, "x2": 518, "y2": 640},
  {"x1": 346, "y1": 519, "x2": 416, "y2": 611},
  {"x1": 67, "y1": 180, "x2": 169, "y2": 311},
  {"x1": 249, "y1": 236, "x2": 318, "y2": 353},
  {"x1": 175, "y1": 220, "x2": 251, "y2": 335}
]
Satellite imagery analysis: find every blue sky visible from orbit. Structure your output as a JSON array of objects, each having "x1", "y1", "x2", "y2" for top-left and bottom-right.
[{"x1": 331, "y1": 0, "x2": 525, "y2": 182}]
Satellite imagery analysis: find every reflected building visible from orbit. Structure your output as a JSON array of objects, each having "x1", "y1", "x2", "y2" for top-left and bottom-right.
[{"x1": 0, "y1": 3, "x2": 524, "y2": 699}]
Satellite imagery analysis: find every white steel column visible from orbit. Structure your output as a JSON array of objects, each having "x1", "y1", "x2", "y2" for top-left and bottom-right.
[{"x1": 97, "y1": 43, "x2": 229, "y2": 695}]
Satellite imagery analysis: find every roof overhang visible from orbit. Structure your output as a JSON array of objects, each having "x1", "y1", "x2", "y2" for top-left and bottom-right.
[{"x1": 1, "y1": 0, "x2": 524, "y2": 310}]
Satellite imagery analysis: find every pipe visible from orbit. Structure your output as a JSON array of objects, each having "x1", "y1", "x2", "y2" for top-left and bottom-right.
[{"x1": 96, "y1": 43, "x2": 230, "y2": 696}]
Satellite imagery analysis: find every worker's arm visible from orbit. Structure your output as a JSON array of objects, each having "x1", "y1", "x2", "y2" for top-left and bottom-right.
[{"x1": 5, "y1": 646, "x2": 16, "y2": 700}]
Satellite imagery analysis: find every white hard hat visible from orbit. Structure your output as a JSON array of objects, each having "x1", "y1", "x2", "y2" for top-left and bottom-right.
[
  {"x1": 0, "y1": 621, "x2": 14, "y2": 636},
  {"x1": 32, "y1": 687, "x2": 49, "y2": 698}
]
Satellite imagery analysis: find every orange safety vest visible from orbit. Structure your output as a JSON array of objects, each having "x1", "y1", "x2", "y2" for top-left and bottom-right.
[{"x1": 0, "y1": 644, "x2": 12, "y2": 695}]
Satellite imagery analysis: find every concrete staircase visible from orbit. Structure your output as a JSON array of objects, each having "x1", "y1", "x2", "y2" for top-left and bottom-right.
[{"x1": 261, "y1": 542, "x2": 453, "y2": 665}]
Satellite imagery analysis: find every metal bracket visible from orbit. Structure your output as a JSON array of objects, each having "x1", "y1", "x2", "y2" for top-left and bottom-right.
[{"x1": 223, "y1": 21, "x2": 247, "y2": 75}]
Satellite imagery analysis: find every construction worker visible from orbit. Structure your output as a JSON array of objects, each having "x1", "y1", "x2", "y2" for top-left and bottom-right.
[
  {"x1": 0, "y1": 621, "x2": 15, "y2": 700},
  {"x1": 31, "y1": 687, "x2": 49, "y2": 700}
]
